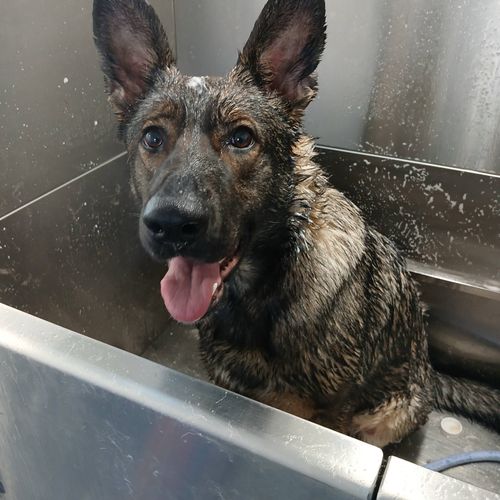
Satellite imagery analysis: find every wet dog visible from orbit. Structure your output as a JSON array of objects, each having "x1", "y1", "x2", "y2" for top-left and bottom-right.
[{"x1": 93, "y1": 0, "x2": 499, "y2": 446}]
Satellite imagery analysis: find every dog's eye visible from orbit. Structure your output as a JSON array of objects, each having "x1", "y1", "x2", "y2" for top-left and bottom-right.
[
  {"x1": 142, "y1": 127, "x2": 165, "y2": 150},
  {"x1": 229, "y1": 126, "x2": 255, "y2": 149}
]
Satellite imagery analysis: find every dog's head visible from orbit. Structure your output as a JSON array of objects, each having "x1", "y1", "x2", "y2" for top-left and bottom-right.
[{"x1": 93, "y1": 0, "x2": 326, "y2": 323}]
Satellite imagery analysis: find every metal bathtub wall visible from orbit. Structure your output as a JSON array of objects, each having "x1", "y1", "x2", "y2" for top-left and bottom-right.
[
  {"x1": 175, "y1": 0, "x2": 500, "y2": 175},
  {"x1": 0, "y1": 0, "x2": 175, "y2": 217}
]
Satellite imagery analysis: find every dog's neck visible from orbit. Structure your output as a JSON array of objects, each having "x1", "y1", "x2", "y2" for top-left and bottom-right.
[
  {"x1": 238, "y1": 135, "x2": 331, "y2": 277},
  {"x1": 288, "y1": 136, "x2": 331, "y2": 255},
  {"x1": 235, "y1": 132, "x2": 364, "y2": 304}
]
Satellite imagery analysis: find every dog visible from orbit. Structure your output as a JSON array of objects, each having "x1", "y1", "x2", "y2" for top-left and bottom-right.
[{"x1": 93, "y1": 0, "x2": 499, "y2": 447}]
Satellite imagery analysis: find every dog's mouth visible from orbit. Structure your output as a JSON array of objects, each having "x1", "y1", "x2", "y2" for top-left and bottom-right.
[{"x1": 160, "y1": 246, "x2": 241, "y2": 324}]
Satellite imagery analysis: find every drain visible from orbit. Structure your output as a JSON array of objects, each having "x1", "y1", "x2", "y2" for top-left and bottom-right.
[{"x1": 440, "y1": 416, "x2": 463, "y2": 435}]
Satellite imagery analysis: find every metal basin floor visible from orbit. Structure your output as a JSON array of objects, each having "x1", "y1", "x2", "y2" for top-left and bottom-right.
[{"x1": 143, "y1": 322, "x2": 500, "y2": 496}]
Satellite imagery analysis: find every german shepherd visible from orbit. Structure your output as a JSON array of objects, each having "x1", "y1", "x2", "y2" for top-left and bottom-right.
[{"x1": 93, "y1": 0, "x2": 499, "y2": 446}]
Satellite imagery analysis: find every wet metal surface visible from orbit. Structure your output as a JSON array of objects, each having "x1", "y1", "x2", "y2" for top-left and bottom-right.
[
  {"x1": 318, "y1": 147, "x2": 500, "y2": 286},
  {"x1": 1, "y1": 148, "x2": 496, "y2": 493},
  {"x1": 175, "y1": 0, "x2": 500, "y2": 174},
  {"x1": 378, "y1": 457, "x2": 500, "y2": 500},
  {"x1": 419, "y1": 278, "x2": 500, "y2": 386},
  {"x1": 0, "y1": 155, "x2": 169, "y2": 355},
  {"x1": 0, "y1": 0, "x2": 175, "y2": 216},
  {"x1": 390, "y1": 413, "x2": 500, "y2": 495},
  {"x1": 144, "y1": 323, "x2": 204, "y2": 379},
  {"x1": 0, "y1": 304, "x2": 384, "y2": 500}
]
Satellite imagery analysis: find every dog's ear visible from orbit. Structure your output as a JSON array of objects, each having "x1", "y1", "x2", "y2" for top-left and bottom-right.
[
  {"x1": 236, "y1": 0, "x2": 326, "y2": 110},
  {"x1": 93, "y1": 0, "x2": 174, "y2": 119}
]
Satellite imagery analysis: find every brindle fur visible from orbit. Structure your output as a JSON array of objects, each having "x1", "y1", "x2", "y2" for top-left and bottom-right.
[{"x1": 94, "y1": 0, "x2": 500, "y2": 447}]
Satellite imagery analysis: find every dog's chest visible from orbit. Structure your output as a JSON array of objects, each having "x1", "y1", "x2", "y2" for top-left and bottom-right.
[{"x1": 198, "y1": 317, "x2": 355, "y2": 397}]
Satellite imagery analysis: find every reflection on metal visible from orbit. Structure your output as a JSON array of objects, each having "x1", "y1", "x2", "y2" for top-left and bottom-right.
[
  {"x1": 377, "y1": 457, "x2": 500, "y2": 500},
  {"x1": 408, "y1": 261, "x2": 500, "y2": 301},
  {"x1": 0, "y1": 0, "x2": 175, "y2": 216},
  {"x1": 175, "y1": 0, "x2": 500, "y2": 174},
  {"x1": 0, "y1": 155, "x2": 169, "y2": 355},
  {"x1": 0, "y1": 304, "x2": 383, "y2": 500},
  {"x1": 407, "y1": 261, "x2": 500, "y2": 387}
]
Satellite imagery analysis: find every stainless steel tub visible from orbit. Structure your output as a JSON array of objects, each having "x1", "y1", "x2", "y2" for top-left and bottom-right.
[
  {"x1": 1, "y1": 0, "x2": 499, "y2": 496},
  {"x1": 0, "y1": 151, "x2": 498, "y2": 498}
]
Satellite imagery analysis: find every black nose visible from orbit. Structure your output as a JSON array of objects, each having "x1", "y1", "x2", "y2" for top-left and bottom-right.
[{"x1": 142, "y1": 200, "x2": 208, "y2": 246}]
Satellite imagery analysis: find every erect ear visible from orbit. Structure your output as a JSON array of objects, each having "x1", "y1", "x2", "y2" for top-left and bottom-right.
[
  {"x1": 93, "y1": 0, "x2": 174, "y2": 120},
  {"x1": 236, "y1": 0, "x2": 326, "y2": 110}
]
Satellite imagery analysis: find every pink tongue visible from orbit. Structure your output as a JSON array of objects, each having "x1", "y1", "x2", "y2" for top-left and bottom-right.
[{"x1": 160, "y1": 257, "x2": 221, "y2": 324}]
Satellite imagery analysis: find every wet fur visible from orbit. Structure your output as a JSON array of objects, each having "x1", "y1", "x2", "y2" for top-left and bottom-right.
[{"x1": 94, "y1": 0, "x2": 500, "y2": 447}]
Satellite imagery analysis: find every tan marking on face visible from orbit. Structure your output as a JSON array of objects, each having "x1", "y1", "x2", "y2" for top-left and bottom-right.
[
  {"x1": 205, "y1": 111, "x2": 263, "y2": 204},
  {"x1": 144, "y1": 99, "x2": 181, "y2": 123},
  {"x1": 136, "y1": 101, "x2": 183, "y2": 171}
]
